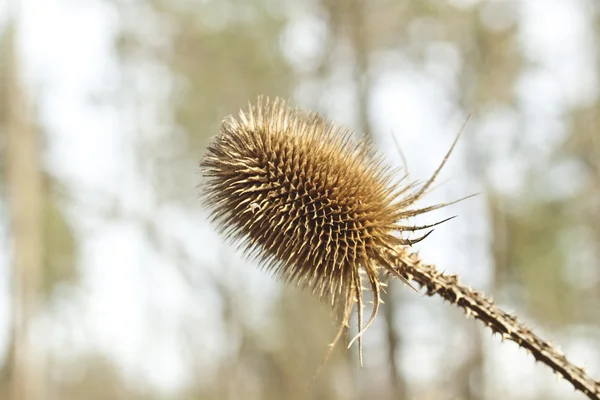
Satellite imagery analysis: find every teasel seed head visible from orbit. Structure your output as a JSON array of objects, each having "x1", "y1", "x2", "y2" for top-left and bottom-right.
[{"x1": 200, "y1": 96, "x2": 465, "y2": 366}]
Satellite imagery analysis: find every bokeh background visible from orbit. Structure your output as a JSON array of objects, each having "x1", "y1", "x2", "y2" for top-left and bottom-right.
[{"x1": 1, "y1": 0, "x2": 599, "y2": 399}]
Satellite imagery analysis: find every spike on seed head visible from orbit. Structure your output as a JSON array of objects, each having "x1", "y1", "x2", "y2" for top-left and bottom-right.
[{"x1": 200, "y1": 96, "x2": 466, "y2": 365}]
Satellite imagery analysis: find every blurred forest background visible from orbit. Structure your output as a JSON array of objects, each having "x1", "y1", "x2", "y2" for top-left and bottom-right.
[{"x1": 0, "y1": 0, "x2": 599, "y2": 399}]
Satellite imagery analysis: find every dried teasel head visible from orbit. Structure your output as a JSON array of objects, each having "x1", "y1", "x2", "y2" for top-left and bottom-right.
[{"x1": 200, "y1": 96, "x2": 466, "y2": 365}]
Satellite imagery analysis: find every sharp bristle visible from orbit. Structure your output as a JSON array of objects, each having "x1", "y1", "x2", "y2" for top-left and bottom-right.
[{"x1": 200, "y1": 96, "x2": 466, "y2": 367}]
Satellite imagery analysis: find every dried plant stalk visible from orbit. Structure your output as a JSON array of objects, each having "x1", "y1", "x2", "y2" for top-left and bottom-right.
[
  {"x1": 392, "y1": 251, "x2": 600, "y2": 400},
  {"x1": 200, "y1": 96, "x2": 600, "y2": 400}
]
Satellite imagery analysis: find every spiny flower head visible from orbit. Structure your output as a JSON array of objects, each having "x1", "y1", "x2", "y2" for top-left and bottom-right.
[{"x1": 200, "y1": 96, "x2": 463, "y2": 364}]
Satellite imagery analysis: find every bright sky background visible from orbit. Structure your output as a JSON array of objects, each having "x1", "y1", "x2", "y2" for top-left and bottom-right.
[{"x1": 0, "y1": 0, "x2": 598, "y2": 397}]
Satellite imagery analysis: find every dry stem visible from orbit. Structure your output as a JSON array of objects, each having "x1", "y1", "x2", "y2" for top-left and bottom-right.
[{"x1": 391, "y1": 251, "x2": 600, "y2": 400}]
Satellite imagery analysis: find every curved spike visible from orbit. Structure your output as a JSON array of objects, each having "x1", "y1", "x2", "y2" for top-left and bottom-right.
[
  {"x1": 402, "y1": 229, "x2": 435, "y2": 246},
  {"x1": 391, "y1": 216, "x2": 457, "y2": 231},
  {"x1": 348, "y1": 264, "x2": 381, "y2": 351},
  {"x1": 350, "y1": 269, "x2": 365, "y2": 366},
  {"x1": 390, "y1": 129, "x2": 410, "y2": 176},
  {"x1": 398, "y1": 193, "x2": 478, "y2": 219},
  {"x1": 401, "y1": 114, "x2": 471, "y2": 207}
]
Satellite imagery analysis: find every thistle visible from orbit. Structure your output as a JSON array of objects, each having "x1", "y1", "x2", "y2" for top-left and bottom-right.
[
  {"x1": 200, "y1": 96, "x2": 463, "y2": 364},
  {"x1": 200, "y1": 96, "x2": 600, "y2": 400}
]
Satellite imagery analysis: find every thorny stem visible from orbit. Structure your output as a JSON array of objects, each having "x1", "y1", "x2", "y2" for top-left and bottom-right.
[{"x1": 391, "y1": 251, "x2": 600, "y2": 400}]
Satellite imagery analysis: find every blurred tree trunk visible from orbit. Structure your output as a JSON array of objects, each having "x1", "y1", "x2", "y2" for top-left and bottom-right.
[{"x1": 5, "y1": 2, "x2": 44, "y2": 399}]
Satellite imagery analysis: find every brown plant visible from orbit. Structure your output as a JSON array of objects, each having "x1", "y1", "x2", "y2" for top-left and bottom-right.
[{"x1": 200, "y1": 96, "x2": 600, "y2": 400}]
